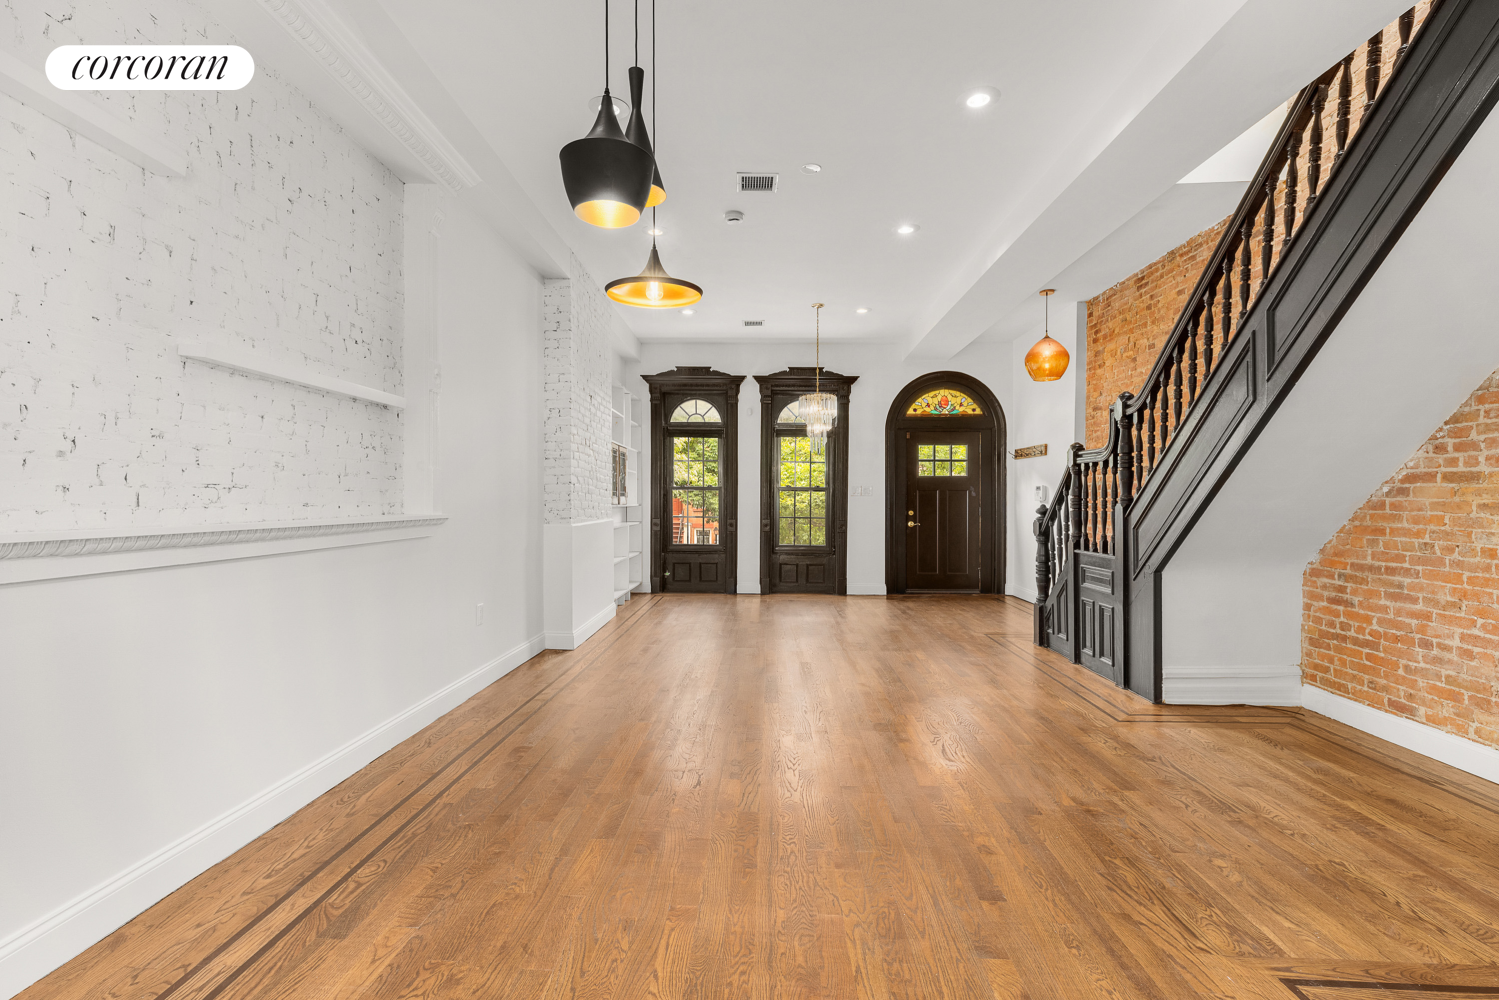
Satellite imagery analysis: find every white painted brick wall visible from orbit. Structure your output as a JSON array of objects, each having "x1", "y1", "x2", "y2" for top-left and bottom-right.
[
  {"x1": 542, "y1": 255, "x2": 611, "y2": 524},
  {"x1": 0, "y1": 0, "x2": 404, "y2": 531}
]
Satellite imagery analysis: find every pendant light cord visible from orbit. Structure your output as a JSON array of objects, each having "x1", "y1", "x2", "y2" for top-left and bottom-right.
[
  {"x1": 604, "y1": 0, "x2": 609, "y2": 90},
  {"x1": 815, "y1": 304, "x2": 822, "y2": 394},
  {"x1": 634, "y1": 0, "x2": 639, "y2": 65}
]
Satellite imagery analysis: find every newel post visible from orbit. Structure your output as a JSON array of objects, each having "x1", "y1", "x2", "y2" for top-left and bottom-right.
[{"x1": 1033, "y1": 503, "x2": 1051, "y2": 646}]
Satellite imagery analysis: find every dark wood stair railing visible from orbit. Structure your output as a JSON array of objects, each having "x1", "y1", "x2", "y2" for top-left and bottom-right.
[{"x1": 1034, "y1": 0, "x2": 1499, "y2": 699}]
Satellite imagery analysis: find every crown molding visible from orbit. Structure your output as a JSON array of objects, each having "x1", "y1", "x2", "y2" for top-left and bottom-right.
[
  {"x1": 252, "y1": 0, "x2": 480, "y2": 192},
  {"x1": 0, "y1": 515, "x2": 447, "y2": 560}
]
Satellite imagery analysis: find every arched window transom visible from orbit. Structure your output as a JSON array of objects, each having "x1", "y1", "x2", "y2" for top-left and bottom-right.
[
  {"x1": 776, "y1": 400, "x2": 805, "y2": 424},
  {"x1": 906, "y1": 389, "x2": 982, "y2": 416},
  {"x1": 670, "y1": 398, "x2": 722, "y2": 423}
]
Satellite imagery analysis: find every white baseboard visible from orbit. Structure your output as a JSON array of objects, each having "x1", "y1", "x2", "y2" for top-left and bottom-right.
[
  {"x1": 1302, "y1": 685, "x2": 1499, "y2": 786},
  {"x1": 0, "y1": 632, "x2": 544, "y2": 1000},
  {"x1": 847, "y1": 583, "x2": 886, "y2": 596},
  {"x1": 1162, "y1": 664, "x2": 1302, "y2": 706},
  {"x1": 544, "y1": 601, "x2": 615, "y2": 651},
  {"x1": 1009, "y1": 587, "x2": 1038, "y2": 604}
]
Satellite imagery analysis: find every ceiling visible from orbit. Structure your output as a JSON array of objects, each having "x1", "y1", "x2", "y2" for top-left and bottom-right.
[{"x1": 227, "y1": 0, "x2": 1415, "y2": 353}]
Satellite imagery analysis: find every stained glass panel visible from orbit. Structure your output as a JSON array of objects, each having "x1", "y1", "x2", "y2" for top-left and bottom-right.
[
  {"x1": 670, "y1": 398, "x2": 722, "y2": 423},
  {"x1": 905, "y1": 389, "x2": 983, "y2": 416}
]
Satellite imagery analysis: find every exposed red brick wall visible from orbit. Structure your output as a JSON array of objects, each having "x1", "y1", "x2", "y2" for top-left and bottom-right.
[
  {"x1": 1303, "y1": 370, "x2": 1499, "y2": 748},
  {"x1": 1083, "y1": 219, "x2": 1230, "y2": 448}
]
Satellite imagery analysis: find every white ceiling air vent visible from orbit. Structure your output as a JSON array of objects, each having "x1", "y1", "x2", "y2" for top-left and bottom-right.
[
  {"x1": 736, "y1": 172, "x2": 778, "y2": 193},
  {"x1": 743, "y1": 320, "x2": 764, "y2": 327}
]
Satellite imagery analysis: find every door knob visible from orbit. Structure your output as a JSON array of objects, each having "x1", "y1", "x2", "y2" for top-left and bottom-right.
[{"x1": 907, "y1": 520, "x2": 920, "y2": 527}]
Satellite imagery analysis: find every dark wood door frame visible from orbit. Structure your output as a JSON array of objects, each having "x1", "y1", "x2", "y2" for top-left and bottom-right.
[
  {"x1": 643, "y1": 367, "x2": 746, "y2": 594},
  {"x1": 885, "y1": 372, "x2": 1006, "y2": 595},
  {"x1": 754, "y1": 368, "x2": 858, "y2": 595}
]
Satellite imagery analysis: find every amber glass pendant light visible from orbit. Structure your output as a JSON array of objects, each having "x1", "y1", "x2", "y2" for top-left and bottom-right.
[
  {"x1": 1025, "y1": 288, "x2": 1070, "y2": 382},
  {"x1": 559, "y1": 0, "x2": 653, "y2": 228},
  {"x1": 624, "y1": 0, "x2": 665, "y2": 206},
  {"x1": 798, "y1": 303, "x2": 838, "y2": 457}
]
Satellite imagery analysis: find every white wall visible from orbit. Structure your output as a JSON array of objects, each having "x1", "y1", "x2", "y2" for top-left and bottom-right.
[
  {"x1": 1006, "y1": 304, "x2": 1083, "y2": 603},
  {"x1": 0, "y1": 1, "x2": 405, "y2": 531},
  {"x1": 624, "y1": 336, "x2": 1014, "y2": 594},
  {"x1": 1161, "y1": 104, "x2": 1499, "y2": 705},
  {"x1": 0, "y1": 4, "x2": 547, "y2": 989}
]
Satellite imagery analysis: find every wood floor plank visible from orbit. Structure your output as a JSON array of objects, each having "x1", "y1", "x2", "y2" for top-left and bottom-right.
[{"x1": 18, "y1": 594, "x2": 1499, "y2": 1000}]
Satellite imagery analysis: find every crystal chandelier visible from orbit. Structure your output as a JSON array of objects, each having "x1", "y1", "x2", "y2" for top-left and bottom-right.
[{"x1": 799, "y1": 303, "x2": 837, "y2": 456}]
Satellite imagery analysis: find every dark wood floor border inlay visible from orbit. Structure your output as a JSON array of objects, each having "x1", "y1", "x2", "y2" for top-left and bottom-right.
[
  {"x1": 1283, "y1": 981, "x2": 1499, "y2": 997},
  {"x1": 151, "y1": 595, "x2": 664, "y2": 1000}
]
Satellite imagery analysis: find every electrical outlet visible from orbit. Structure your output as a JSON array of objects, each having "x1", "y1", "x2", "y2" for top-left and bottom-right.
[{"x1": 476, "y1": 603, "x2": 484, "y2": 625}]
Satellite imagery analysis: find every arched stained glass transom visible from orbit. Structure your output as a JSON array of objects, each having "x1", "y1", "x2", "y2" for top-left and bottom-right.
[
  {"x1": 906, "y1": 389, "x2": 983, "y2": 416},
  {"x1": 670, "y1": 398, "x2": 722, "y2": 423},
  {"x1": 776, "y1": 400, "x2": 805, "y2": 424}
]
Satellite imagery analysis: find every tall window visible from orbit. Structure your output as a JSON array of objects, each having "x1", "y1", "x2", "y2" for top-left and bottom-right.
[
  {"x1": 671, "y1": 436, "x2": 720, "y2": 544},
  {"x1": 774, "y1": 400, "x2": 827, "y2": 546}
]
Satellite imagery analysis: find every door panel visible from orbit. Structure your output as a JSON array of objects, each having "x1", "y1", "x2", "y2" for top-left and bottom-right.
[
  {"x1": 1076, "y1": 550, "x2": 1121, "y2": 683},
  {"x1": 664, "y1": 432, "x2": 728, "y2": 593},
  {"x1": 905, "y1": 432, "x2": 981, "y2": 591}
]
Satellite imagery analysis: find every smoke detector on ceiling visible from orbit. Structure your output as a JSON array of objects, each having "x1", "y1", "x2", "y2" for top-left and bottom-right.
[
  {"x1": 736, "y1": 172, "x2": 778, "y2": 193},
  {"x1": 724, "y1": 210, "x2": 745, "y2": 224},
  {"x1": 743, "y1": 320, "x2": 764, "y2": 327}
]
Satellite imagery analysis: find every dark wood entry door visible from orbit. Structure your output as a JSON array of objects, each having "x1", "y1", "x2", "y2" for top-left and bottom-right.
[
  {"x1": 663, "y1": 432, "x2": 727, "y2": 592},
  {"x1": 905, "y1": 431, "x2": 981, "y2": 591}
]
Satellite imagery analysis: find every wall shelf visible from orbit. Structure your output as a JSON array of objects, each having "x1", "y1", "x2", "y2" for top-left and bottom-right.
[{"x1": 178, "y1": 341, "x2": 405, "y2": 409}]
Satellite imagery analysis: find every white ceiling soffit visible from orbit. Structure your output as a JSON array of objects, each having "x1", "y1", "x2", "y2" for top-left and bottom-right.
[
  {"x1": 1180, "y1": 103, "x2": 1288, "y2": 184},
  {"x1": 907, "y1": 0, "x2": 1416, "y2": 360}
]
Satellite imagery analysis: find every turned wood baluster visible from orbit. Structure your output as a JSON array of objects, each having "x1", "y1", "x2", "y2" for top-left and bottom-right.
[
  {"x1": 1133, "y1": 410, "x2": 1143, "y2": 490},
  {"x1": 1146, "y1": 386, "x2": 1158, "y2": 476},
  {"x1": 1261, "y1": 173, "x2": 1276, "y2": 282},
  {"x1": 1186, "y1": 310, "x2": 1200, "y2": 406},
  {"x1": 1069, "y1": 446, "x2": 1083, "y2": 557},
  {"x1": 1306, "y1": 83, "x2": 1326, "y2": 207},
  {"x1": 1397, "y1": 8, "x2": 1415, "y2": 59},
  {"x1": 1117, "y1": 394, "x2": 1135, "y2": 511},
  {"x1": 1091, "y1": 464, "x2": 1103, "y2": 554},
  {"x1": 1220, "y1": 259, "x2": 1234, "y2": 350},
  {"x1": 1283, "y1": 124, "x2": 1300, "y2": 250},
  {"x1": 1171, "y1": 342, "x2": 1184, "y2": 441},
  {"x1": 1202, "y1": 287, "x2": 1216, "y2": 379},
  {"x1": 1363, "y1": 29, "x2": 1383, "y2": 125},
  {"x1": 1238, "y1": 221, "x2": 1252, "y2": 322},
  {"x1": 1335, "y1": 54, "x2": 1353, "y2": 161}
]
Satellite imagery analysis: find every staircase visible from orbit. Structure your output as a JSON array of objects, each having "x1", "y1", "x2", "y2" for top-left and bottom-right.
[{"x1": 1033, "y1": 0, "x2": 1499, "y2": 702}]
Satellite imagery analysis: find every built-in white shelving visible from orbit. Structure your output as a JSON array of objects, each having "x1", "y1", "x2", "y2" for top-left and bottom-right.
[{"x1": 611, "y1": 386, "x2": 645, "y2": 604}]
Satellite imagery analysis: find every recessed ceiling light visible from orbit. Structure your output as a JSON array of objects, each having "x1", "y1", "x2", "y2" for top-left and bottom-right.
[
  {"x1": 856, "y1": 307, "x2": 869, "y2": 314},
  {"x1": 681, "y1": 308, "x2": 695, "y2": 315},
  {"x1": 963, "y1": 86, "x2": 999, "y2": 109},
  {"x1": 801, "y1": 163, "x2": 822, "y2": 174},
  {"x1": 896, "y1": 223, "x2": 919, "y2": 235},
  {"x1": 587, "y1": 94, "x2": 630, "y2": 118},
  {"x1": 647, "y1": 227, "x2": 663, "y2": 236}
]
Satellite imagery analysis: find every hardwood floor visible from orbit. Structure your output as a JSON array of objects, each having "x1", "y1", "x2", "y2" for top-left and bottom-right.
[{"x1": 20, "y1": 595, "x2": 1499, "y2": 999}]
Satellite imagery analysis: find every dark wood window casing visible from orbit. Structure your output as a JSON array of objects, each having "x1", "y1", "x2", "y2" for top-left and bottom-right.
[
  {"x1": 643, "y1": 367, "x2": 745, "y2": 594},
  {"x1": 754, "y1": 368, "x2": 857, "y2": 595}
]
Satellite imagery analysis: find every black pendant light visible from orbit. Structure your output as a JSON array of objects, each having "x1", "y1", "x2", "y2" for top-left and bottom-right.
[
  {"x1": 606, "y1": 0, "x2": 699, "y2": 308},
  {"x1": 559, "y1": 0, "x2": 653, "y2": 228},
  {"x1": 624, "y1": 0, "x2": 665, "y2": 206}
]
